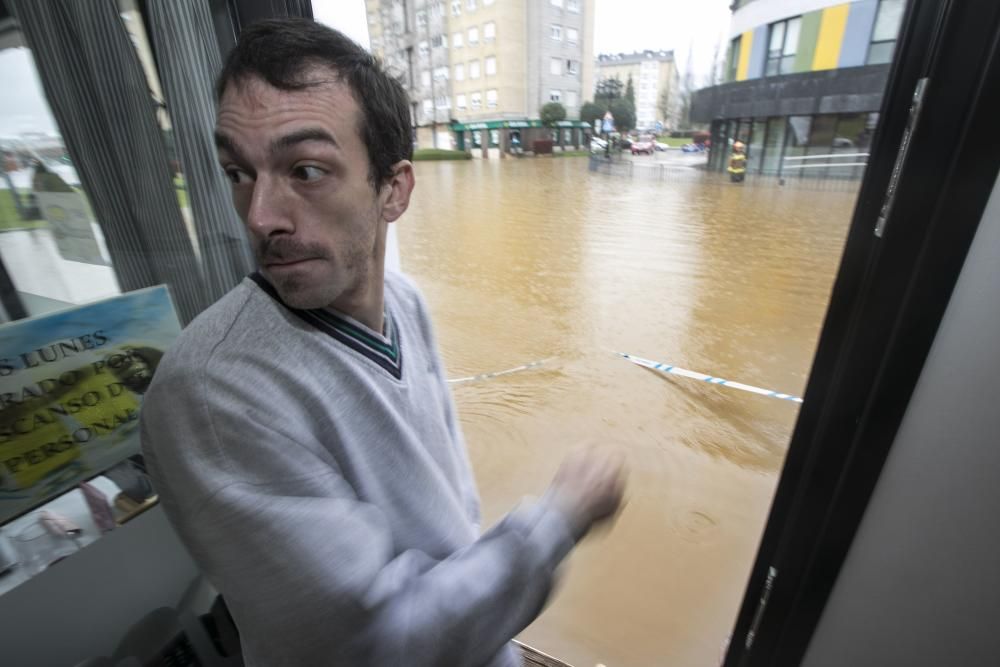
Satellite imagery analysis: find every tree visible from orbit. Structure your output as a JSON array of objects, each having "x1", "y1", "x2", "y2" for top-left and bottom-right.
[
  {"x1": 580, "y1": 101, "x2": 604, "y2": 128},
  {"x1": 594, "y1": 76, "x2": 623, "y2": 104},
  {"x1": 625, "y1": 74, "x2": 635, "y2": 107},
  {"x1": 540, "y1": 102, "x2": 567, "y2": 126},
  {"x1": 609, "y1": 98, "x2": 635, "y2": 133},
  {"x1": 678, "y1": 44, "x2": 695, "y2": 129},
  {"x1": 657, "y1": 88, "x2": 672, "y2": 129}
]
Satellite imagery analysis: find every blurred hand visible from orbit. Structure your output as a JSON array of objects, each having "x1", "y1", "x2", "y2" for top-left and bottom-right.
[{"x1": 545, "y1": 447, "x2": 628, "y2": 540}]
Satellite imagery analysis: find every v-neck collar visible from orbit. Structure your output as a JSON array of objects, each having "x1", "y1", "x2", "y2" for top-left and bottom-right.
[{"x1": 249, "y1": 273, "x2": 403, "y2": 380}]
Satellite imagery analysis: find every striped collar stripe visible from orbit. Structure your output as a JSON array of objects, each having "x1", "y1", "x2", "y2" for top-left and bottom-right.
[{"x1": 249, "y1": 273, "x2": 403, "y2": 379}]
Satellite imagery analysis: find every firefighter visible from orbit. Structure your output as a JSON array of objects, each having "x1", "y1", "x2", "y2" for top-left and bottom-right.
[{"x1": 728, "y1": 140, "x2": 747, "y2": 183}]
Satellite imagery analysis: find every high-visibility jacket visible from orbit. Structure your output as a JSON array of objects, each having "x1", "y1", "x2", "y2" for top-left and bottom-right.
[{"x1": 728, "y1": 152, "x2": 747, "y2": 174}]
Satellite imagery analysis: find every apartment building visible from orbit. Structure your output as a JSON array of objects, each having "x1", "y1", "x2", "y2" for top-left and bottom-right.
[
  {"x1": 594, "y1": 50, "x2": 680, "y2": 131},
  {"x1": 366, "y1": 0, "x2": 596, "y2": 150}
]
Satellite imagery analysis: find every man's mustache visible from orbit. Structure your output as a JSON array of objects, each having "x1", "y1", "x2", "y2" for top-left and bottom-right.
[{"x1": 257, "y1": 237, "x2": 328, "y2": 264}]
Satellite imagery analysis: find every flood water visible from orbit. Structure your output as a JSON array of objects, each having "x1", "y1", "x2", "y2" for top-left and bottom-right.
[{"x1": 399, "y1": 156, "x2": 857, "y2": 667}]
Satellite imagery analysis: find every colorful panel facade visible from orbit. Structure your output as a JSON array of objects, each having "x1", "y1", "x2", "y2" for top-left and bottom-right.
[
  {"x1": 737, "y1": 29, "x2": 754, "y2": 81},
  {"x1": 794, "y1": 11, "x2": 823, "y2": 72},
  {"x1": 747, "y1": 24, "x2": 769, "y2": 79},
  {"x1": 812, "y1": 3, "x2": 851, "y2": 70},
  {"x1": 730, "y1": 0, "x2": 900, "y2": 82},
  {"x1": 839, "y1": 0, "x2": 879, "y2": 67}
]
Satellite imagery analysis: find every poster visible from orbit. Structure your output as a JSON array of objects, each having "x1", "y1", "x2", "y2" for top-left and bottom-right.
[
  {"x1": 35, "y1": 191, "x2": 107, "y2": 266},
  {"x1": 0, "y1": 286, "x2": 180, "y2": 524}
]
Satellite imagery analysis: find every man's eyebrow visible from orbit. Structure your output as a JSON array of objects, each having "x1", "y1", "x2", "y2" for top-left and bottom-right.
[
  {"x1": 214, "y1": 131, "x2": 247, "y2": 163},
  {"x1": 270, "y1": 128, "x2": 339, "y2": 155}
]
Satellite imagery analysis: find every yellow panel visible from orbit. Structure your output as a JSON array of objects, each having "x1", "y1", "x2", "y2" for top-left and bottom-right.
[
  {"x1": 736, "y1": 30, "x2": 753, "y2": 81},
  {"x1": 812, "y1": 4, "x2": 850, "y2": 71}
]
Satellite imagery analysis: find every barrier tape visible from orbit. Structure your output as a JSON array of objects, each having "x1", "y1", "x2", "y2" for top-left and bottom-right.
[
  {"x1": 616, "y1": 351, "x2": 803, "y2": 404},
  {"x1": 448, "y1": 358, "x2": 554, "y2": 384}
]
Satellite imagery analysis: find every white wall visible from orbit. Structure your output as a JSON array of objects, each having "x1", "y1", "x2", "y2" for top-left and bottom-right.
[
  {"x1": 801, "y1": 173, "x2": 1000, "y2": 667},
  {"x1": 0, "y1": 506, "x2": 199, "y2": 665}
]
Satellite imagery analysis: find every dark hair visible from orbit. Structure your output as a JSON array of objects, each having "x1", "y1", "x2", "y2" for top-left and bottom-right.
[{"x1": 216, "y1": 18, "x2": 413, "y2": 188}]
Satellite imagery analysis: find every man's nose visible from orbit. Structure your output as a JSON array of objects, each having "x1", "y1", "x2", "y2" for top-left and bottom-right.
[{"x1": 246, "y1": 175, "x2": 294, "y2": 237}]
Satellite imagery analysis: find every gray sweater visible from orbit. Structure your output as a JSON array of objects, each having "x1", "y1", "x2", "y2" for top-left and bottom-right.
[{"x1": 140, "y1": 272, "x2": 575, "y2": 667}]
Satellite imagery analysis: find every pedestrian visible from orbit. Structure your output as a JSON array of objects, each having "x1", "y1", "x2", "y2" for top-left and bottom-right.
[{"x1": 140, "y1": 18, "x2": 627, "y2": 667}]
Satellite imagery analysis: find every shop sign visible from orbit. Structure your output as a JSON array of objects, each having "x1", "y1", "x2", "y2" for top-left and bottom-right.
[{"x1": 0, "y1": 286, "x2": 180, "y2": 524}]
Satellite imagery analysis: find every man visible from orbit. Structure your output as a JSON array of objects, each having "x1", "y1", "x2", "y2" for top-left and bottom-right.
[{"x1": 141, "y1": 18, "x2": 627, "y2": 667}]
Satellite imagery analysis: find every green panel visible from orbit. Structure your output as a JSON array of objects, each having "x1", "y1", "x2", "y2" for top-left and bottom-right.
[{"x1": 794, "y1": 11, "x2": 823, "y2": 73}]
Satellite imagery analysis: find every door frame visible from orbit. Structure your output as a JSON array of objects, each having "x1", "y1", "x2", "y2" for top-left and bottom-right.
[{"x1": 722, "y1": 1, "x2": 1000, "y2": 664}]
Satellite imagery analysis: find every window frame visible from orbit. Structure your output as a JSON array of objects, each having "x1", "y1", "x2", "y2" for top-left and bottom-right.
[{"x1": 765, "y1": 16, "x2": 801, "y2": 77}]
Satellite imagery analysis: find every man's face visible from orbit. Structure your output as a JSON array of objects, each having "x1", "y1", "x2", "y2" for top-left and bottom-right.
[{"x1": 216, "y1": 72, "x2": 386, "y2": 311}]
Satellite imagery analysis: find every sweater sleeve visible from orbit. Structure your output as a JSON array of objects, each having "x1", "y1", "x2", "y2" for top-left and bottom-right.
[{"x1": 142, "y1": 362, "x2": 575, "y2": 666}]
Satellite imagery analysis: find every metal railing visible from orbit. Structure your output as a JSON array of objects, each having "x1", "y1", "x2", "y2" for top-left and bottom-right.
[{"x1": 781, "y1": 152, "x2": 869, "y2": 173}]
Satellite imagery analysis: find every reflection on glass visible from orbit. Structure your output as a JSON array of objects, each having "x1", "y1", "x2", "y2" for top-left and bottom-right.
[
  {"x1": 12, "y1": 519, "x2": 77, "y2": 576},
  {"x1": 747, "y1": 119, "x2": 767, "y2": 173},
  {"x1": 762, "y1": 117, "x2": 787, "y2": 175}
]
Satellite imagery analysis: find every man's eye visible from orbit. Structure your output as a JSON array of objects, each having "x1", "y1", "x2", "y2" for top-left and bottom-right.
[
  {"x1": 225, "y1": 168, "x2": 252, "y2": 185},
  {"x1": 292, "y1": 165, "x2": 326, "y2": 182}
]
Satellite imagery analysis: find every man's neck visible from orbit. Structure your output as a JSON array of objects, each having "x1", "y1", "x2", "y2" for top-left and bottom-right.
[{"x1": 329, "y1": 274, "x2": 385, "y2": 334}]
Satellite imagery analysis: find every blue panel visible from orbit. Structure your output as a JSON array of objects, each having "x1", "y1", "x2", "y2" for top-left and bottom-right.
[
  {"x1": 746, "y1": 24, "x2": 769, "y2": 79},
  {"x1": 839, "y1": 0, "x2": 879, "y2": 68}
]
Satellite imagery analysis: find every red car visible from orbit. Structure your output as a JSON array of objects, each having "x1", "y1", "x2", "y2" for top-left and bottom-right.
[{"x1": 630, "y1": 139, "x2": 654, "y2": 155}]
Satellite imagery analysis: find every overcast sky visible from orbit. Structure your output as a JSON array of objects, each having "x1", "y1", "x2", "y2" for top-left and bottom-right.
[{"x1": 1, "y1": 0, "x2": 732, "y2": 138}]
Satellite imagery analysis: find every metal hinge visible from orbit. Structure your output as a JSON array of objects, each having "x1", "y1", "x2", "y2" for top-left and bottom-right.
[
  {"x1": 875, "y1": 77, "x2": 929, "y2": 238},
  {"x1": 745, "y1": 566, "x2": 778, "y2": 650}
]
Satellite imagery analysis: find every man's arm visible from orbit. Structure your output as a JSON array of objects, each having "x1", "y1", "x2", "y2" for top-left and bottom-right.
[{"x1": 143, "y1": 372, "x2": 624, "y2": 666}]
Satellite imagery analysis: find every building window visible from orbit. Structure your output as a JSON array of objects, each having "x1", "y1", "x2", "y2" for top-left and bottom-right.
[
  {"x1": 568, "y1": 0, "x2": 579, "y2": 12},
  {"x1": 418, "y1": 40, "x2": 429, "y2": 57},
  {"x1": 471, "y1": 92, "x2": 482, "y2": 109},
  {"x1": 456, "y1": 94, "x2": 467, "y2": 110},
  {"x1": 433, "y1": 66, "x2": 448, "y2": 81},
  {"x1": 436, "y1": 95, "x2": 450, "y2": 109},
  {"x1": 483, "y1": 21, "x2": 496, "y2": 41},
  {"x1": 487, "y1": 89, "x2": 498, "y2": 108},
  {"x1": 567, "y1": 27, "x2": 578, "y2": 44},
  {"x1": 466, "y1": 0, "x2": 476, "y2": 10},
  {"x1": 470, "y1": 60, "x2": 481, "y2": 79},
  {"x1": 421, "y1": 69, "x2": 430, "y2": 86},
  {"x1": 468, "y1": 26, "x2": 479, "y2": 44},
  {"x1": 549, "y1": 89, "x2": 562, "y2": 102},
  {"x1": 868, "y1": 0, "x2": 905, "y2": 65},
  {"x1": 451, "y1": 0, "x2": 461, "y2": 16},
  {"x1": 453, "y1": 32, "x2": 463, "y2": 48},
  {"x1": 567, "y1": 59, "x2": 579, "y2": 75},
  {"x1": 455, "y1": 63, "x2": 465, "y2": 80},
  {"x1": 422, "y1": 99, "x2": 433, "y2": 115},
  {"x1": 566, "y1": 90, "x2": 578, "y2": 107},
  {"x1": 765, "y1": 16, "x2": 801, "y2": 76},
  {"x1": 416, "y1": 10, "x2": 427, "y2": 27},
  {"x1": 550, "y1": 24, "x2": 562, "y2": 40},
  {"x1": 431, "y1": 1, "x2": 444, "y2": 18},
  {"x1": 728, "y1": 35, "x2": 741, "y2": 81},
  {"x1": 485, "y1": 56, "x2": 497, "y2": 76},
  {"x1": 550, "y1": 57, "x2": 562, "y2": 75},
  {"x1": 431, "y1": 34, "x2": 447, "y2": 49}
]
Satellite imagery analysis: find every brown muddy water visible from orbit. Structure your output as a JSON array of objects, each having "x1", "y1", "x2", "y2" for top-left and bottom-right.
[{"x1": 398, "y1": 156, "x2": 857, "y2": 667}]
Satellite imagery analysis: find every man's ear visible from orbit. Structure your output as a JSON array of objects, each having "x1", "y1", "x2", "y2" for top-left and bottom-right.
[{"x1": 380, "y1": 160, "x2": 415, "y2": 223}]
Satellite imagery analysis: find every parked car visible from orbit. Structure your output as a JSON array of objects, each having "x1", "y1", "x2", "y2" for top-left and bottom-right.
[
  {"x1": 654, "y1": 141, "x2": 669, "y2": 151},
  {"x1": 590, "y1": 137, "x2": 608, "y2": 152},
  {"x1": 681, "y1": 143, "x2": 706, "y2": 153},
  {"x1": 631, "y1": 139, "x2": 654, "y2": 155}
]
